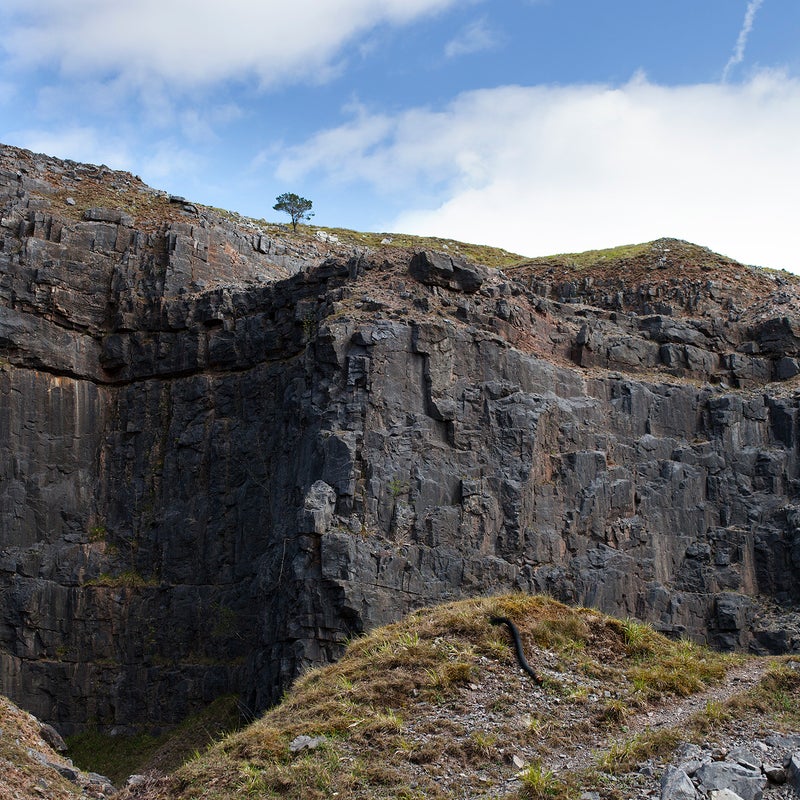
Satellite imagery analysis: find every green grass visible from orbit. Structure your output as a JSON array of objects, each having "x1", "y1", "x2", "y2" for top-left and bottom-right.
[
  {"x1": 67, "y1": 729, "x2": 161, "y2": 785},
  {"x1": 519, "y1": 760, "x2": 570, "y2": 800},
  {"x1": 726, "y1": 658, "x2": 800, "y2": 726},
  {"x1": 509, "y1": 236, "x2": 795, "y2": 280},
  {"x1": 596, "y1": 729, "x2": 682, "y2": 774},
  {"x1": 521, "y1": 241, "x2": 653, "y2": 271},
  {"x1": 126, "y1": 594, "x2": 740, "y2": 800},
  {"x1": 82, "y1": 569, "x2": 158, "y2": 588},
  {"x1": 66, "y1": 695, "x2": 244, "y2": 785},
  {"x1": 307, "y1": 225, "x2": 528, "y2": 268}
]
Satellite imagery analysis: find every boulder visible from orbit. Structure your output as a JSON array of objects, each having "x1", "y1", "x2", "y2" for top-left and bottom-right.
[
  {"x1": 38, "y1": 723, "x2": 66, "y2": 753},
  {"x1": 787, "y1": 753, "x2": 800, "y2": 792},
  {"x1": 409, "y1": 250, "x2": 486, "y2": 293},
  {"x1": 297, "y1": 481, "x2": 338, "y2": 535},
  {"x1": 696, "y1": 762, "x2": 766, "y2": 800},
  {"x1": 661, "y1": 766, "x2": 697, "y2": 800}
]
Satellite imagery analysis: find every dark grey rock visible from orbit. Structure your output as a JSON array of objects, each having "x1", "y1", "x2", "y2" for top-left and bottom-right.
[
  {"x1": 661, "y1": 765, "x2": 697, "y2": 800},
  {"x1": 409, "y1": 249, "x2": 487, "y2": 293},
  {"x1": 727, "y1": 746, "x2": 762, "y2": 773},
  {"x1": 696, "y1": 761, "x2": 767, "y2": 800},
  {"x1": 762, "y1": 764, "x2": 786, "y2": 784},
  {"x1": 39, "y1": 722, "x2": 67, "y2": 752},
  {"x1": 83, "y1": 207, "x2": 133, "y2": 226},
  {"x1": 776, "y1": 356, "x2": 800, "y2": 380},
  {"x1": 765, "y1": 735, "x2": 800, "y2": 749},
  {"x1": 787, "y1": 753, "x2": 800, "y2": 792},
  {"x1": 49, "y1": 762, "x2": 79, "y2": 782},
  {"x1": 1, "y1": 144, "x2": 800, "y2": 735}
]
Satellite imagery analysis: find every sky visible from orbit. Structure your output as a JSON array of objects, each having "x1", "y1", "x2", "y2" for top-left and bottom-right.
[{"x1": 1, "y1": 0, "x2": 799, "y2": 272}]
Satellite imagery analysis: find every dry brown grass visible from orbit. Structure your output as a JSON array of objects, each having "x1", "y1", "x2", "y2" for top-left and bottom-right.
[
  {"x1": 117, "y1": 594, "x2": 748, "y2": 800},
  {"x1": 0, "y1": 695, "x2": 87, "y2": 799}
]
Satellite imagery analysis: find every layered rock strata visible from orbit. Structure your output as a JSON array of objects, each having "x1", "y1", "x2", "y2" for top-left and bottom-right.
[{"x1": 0, "y1": 144, "x2": 799, "y2": 731}]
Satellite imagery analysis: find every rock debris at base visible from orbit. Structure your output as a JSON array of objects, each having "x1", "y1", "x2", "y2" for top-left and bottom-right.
[{"x1": 660, "y1": 737, "x2": 800, "y2": 800}]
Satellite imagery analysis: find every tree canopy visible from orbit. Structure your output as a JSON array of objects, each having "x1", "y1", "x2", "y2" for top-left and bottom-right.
[{"x1": 273, "y1": 192, "x2": 314, "y2": 232}]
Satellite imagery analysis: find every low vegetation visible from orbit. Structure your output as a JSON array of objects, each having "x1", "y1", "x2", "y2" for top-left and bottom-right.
[
  {"x1": 508, "y1": 236, "x2": 800, "y2": 292},
  {"x1": 308, "y1": 227, "x2": 527, "y2": 268},
  {"x1": 520, "y1": 241, "x2": 655, "y2": 271},
  {"x1": 67, "y1": 695, "x2": 244, "y2": 786},
  {"x1": 113, "y1": 594, "x2": 776, "y2": 800},
  {"x1": 0, "y1": 695, "x2": 86, "y2": 799}
]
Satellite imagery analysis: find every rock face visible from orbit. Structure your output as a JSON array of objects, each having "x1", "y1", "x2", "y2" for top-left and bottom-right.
[{"x1": 1, "y1": 144, "x2": 799, "y2": 731}]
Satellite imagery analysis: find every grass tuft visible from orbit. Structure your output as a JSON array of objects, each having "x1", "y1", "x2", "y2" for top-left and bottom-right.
[{"x1": 520, "y1": 759, "x2": 571, "y2": 800}]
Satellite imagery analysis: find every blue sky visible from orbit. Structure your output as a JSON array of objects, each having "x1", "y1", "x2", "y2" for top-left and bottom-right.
[{"x1": 1, "y1": 0, "x2": 799, "y2": 271}]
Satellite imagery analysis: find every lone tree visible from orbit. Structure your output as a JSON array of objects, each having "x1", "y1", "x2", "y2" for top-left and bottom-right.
[{"x1": 273, "y1": 192, "x2": 314, "y2": 232}]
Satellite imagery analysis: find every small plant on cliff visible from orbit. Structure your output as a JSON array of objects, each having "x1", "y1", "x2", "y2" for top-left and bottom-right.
[
  {"x1": 273, "y1": 192, "x2": 314, "y2": 232},
  {"x1": 88, "y1": 524, "x2": 107, "y2": 543},
  {"x1": 388, "y1": 477, "x2": 408, "y2": 497}
]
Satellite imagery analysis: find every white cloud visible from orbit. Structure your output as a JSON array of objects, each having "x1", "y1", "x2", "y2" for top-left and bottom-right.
[
  {"x1": 723, "y1": 0, "x2": 765, "y2": 82},
  {"x1": 2, "y1": 126, "x2": 134, "y2": 170},
  {"x1": 444, "y1": 18, "x2": 497, "y2": 58},
  {"x1": 140, "y1": 141, "x2": 204, "y2": 183},
  {"x1": 179, "y1": 104, "x2": 244, "y2": 144},
  {"x1": 277, "y1": 71, "x2": 800, "y2": 271},
  {"x1": 0, "y1": 0, "x2": 460, "y2": 88},
  {"x1": 0, "y1": 124, "x2": 206, "y2": 189}
]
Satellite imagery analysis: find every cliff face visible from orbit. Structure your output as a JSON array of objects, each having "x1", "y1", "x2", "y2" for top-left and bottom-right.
[{"x1": 1, "y1": 144, "x2": 799, "y2": 732}]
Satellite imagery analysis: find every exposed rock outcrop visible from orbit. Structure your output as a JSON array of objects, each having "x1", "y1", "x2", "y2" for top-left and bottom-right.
[
  {"x1": 0, "y1": 692, "x2": 114, "y2": 798},
  {"x1": 1, "y1": 143, "x2": 799, "y2": 732}
]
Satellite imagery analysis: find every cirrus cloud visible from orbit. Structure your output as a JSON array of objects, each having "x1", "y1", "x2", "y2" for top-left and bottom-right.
[{"x1": 444, "y1": 18, "x2": 498, "y2": 59}]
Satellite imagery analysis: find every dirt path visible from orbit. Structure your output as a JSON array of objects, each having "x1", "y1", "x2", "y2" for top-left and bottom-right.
[
  {"x1": 626, "y1": 657, "x2": 771, "y2": 734},
  {"x1": 552, "y1": 657, "x2": 772, "y2": 775}
]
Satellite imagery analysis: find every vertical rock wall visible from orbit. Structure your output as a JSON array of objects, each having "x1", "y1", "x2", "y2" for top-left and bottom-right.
[{"x1": 1, "y1": 145, "x2": 799, "y2": 732}]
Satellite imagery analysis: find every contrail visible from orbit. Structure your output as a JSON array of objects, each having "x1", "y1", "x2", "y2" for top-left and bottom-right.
[{"x1": 722, "y1": 0, "x2": 765, "y2": 81}]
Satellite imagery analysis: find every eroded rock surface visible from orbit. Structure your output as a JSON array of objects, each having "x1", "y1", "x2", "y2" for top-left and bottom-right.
[{"x1": 1, "y1": 143, "x2": 799, "y2": 731}]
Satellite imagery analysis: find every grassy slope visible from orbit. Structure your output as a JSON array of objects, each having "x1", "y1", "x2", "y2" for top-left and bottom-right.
[
  {"x1": 0, "y1": 695, "x2": 87, "y2": 799},
  {"x1": 115, "y1": 594, "x2": 799, "y2": 800},
  {"x1": 509, "y1": 236, "x2": 800, "y2": 287},
  {"x1": 306, "y1": 226, "x2": 528, "y2": 269}
]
